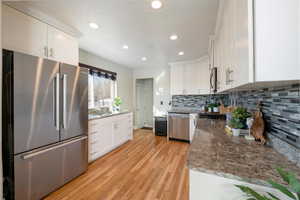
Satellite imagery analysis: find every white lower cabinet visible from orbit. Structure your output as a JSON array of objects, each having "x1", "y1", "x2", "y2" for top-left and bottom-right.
[
  {"x1": 190, "y1": 170, "x2": 292, "y2": 200},
  {"x1": 88, "y1": 113, "x2": 133, "y2": 163}
]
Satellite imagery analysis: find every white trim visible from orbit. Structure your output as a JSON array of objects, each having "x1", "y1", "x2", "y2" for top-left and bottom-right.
[{"x1": 168, "y1": 55, "x2": 209, "y2": 66}]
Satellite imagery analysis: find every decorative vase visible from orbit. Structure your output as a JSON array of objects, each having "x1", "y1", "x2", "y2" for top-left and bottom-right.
[
  {"x1": 113, "y1": 106, "x2": 120, "y2": 112},
  {"x1": 232, "y1": 128, "x2": 241, "y2": 137},
  {"x1": 213, "y1": 107, "x2": 219, "y2": 113}
]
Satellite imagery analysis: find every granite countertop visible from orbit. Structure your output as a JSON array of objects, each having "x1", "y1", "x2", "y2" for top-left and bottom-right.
[
  {"x1": 188, "y1": 118, "x2": 300, "y2": 186},
  {"x1": 89, "y1": 110, "x2": 131, "y2": 120}
]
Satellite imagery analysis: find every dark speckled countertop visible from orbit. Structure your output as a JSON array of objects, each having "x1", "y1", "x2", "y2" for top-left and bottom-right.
[{"x1": 188, "y1": 118, "x2": 300, "y2": 186}]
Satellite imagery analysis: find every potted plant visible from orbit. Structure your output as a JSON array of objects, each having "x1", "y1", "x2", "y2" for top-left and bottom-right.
[
  {"x1": 113, "y1": 97, "x2": 122, "y2": 112},
  {"x1": 207, "y1": 103, "x2": 220, "y2": 113},
  {"x1": 229, "y1": 118, "x2": 244, "y2": 136},
  {"x1": 232, "y1": 107, "x2": 251, "y2": 128},
  {"x1": 236, "y1": 168, "x2": 300, "y2": 200}
]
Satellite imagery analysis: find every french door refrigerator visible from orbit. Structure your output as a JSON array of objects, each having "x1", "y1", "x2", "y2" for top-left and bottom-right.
[{"x1": 2, "y1": 49, "x2": 89, "y2": 200}]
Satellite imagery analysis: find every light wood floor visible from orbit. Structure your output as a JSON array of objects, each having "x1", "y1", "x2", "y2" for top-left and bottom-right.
[{"x1": 44, "y1": 129, "x2": 190, "y2": 200}]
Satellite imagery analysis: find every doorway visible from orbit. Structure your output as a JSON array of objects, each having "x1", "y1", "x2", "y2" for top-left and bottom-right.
[{"x1": 135, "y1": 78, "x2": 154, "y2": 129}]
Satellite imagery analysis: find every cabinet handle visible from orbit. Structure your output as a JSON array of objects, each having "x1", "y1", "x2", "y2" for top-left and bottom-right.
[
  {"x1": 226, "y1": 68, "x2": 234, "y2": 85},
  {"x1": 114, "y1": 123, "x2": 119, "y2": 129},
  {"x1": 90, "y1": 131, "x2": 98, "y2": 135},
  {"x1": 50, "y1": 48, "x2": 54, "y2": 57},
  {"x1": 44, "y1": 46, "x2": 48, "y2": 57}
]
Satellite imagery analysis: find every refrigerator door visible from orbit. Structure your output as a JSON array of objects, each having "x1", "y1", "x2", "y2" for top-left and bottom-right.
[
  {"x1": 13, "y1": 51, "x2": 60, "y2": 154},
  {"x1": 60, "y1": 63, "x2": 88, "y2": 140}
]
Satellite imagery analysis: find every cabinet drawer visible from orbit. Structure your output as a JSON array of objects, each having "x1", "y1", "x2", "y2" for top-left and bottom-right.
[
  {"x1": 89, "y1": 133, "x2": 102, "y2": 143},
  {"x1": 89, "y1": 143, "x2": 101, "y2": 154}
]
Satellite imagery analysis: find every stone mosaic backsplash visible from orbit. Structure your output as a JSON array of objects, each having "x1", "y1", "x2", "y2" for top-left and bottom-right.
[
  {"x1": 172, "y1": 94, "x2": 230, "y2": 108},
  {"x1": 233, "y1": 84, "x2": 300, "y2": 149},
  {"x1": 172, "y1": 84, "x2": 300, "y2": 166}
]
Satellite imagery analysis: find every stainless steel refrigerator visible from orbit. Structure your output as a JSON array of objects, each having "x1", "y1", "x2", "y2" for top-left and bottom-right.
[{"x1": 2, "y1": 49, "x2": 89, "y2": 200}]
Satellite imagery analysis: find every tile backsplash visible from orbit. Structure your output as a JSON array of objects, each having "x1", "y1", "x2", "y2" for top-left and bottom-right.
[
  {"x1": 172, "y1": 94, "x2": 230, "y2": 108},
  {"x1": 172, "y1": 84, "x2": 300, "y2": 166}
]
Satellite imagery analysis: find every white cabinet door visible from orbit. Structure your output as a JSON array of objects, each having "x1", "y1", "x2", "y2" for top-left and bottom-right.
[
  {"x1": 231, "y1": 0, "x2": 253, "y2": 88},
  {"x1": 170, "y1": 64, "x2": 184, "y2": 95},
  {"x1": 47, "y1": 26, "x2": 79, "y2": 65},
  {"x1": 170, "y1": 59, "x2": 211, "y2": 95},
  {"x1": 2, "y1": 5, "x2": 48, "y2": 58},
  {"x1": 113, "y1": 113, "x2": 133, "y2": 145},
  {"x1": 254, "y1": 0, "x2": 300, "y2": 81},
  {"x1": 196, "y1": 57, "x2": 210, "y2": 94},
  {"x1": 216, "y1": 19, "x2": 227, "y2": 92},
  {"x1": 183, "y1": 63, "x2": 199, "y2": 95}
]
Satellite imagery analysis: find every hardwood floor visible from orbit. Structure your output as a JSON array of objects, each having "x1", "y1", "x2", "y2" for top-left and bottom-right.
[{"x1": 44, "y1": 129, "x2": 190, "y2": 200}]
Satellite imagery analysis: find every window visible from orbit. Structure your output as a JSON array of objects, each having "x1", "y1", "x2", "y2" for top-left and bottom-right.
[{"x1": 88, "y1": 71, "x2": 117, "y2": 111}]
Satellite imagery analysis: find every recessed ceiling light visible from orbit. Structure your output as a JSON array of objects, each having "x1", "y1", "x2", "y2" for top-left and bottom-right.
[
  {"x1": 123, "y1": 45, "x2": 129, "y2": 49},
  {"x1": 151, "y1": 0, "x2": 162, "y2": 9},
  {"x1": 178, "y1": 51, "x2": 184, "y2": 56},
  {"x1": 89, "y1": 22, "x2": 99, "y2": 29},
  {"x1": 141, "y1": 57, "x2": 147, "y2": 61},
  {"x1": 170, "y1": 34, "x2": 178, "y2": 40}
]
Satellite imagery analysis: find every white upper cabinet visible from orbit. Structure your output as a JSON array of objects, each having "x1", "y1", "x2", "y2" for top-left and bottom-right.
[
  {"x1": 2, "y1": 5, "x2": 48, "y2": 58},
  {"x1": 170, "y1": 57, "x2": 211, "y2": 95},
  {"x1": 213, "y1": 0, "x2": 300, "y2": 92},
  {"x1": 254, "y1": 0, "x2": 300, "y2": 82},
  {"x1": 2, "y1": 5, "x2": 79, "y2": 66},
  {"x1": 47, "y1": 26, "x2": 79, "y2": 66},
  {"x1": 170, "y1": 64, "x2": 184, "y2": 95}
]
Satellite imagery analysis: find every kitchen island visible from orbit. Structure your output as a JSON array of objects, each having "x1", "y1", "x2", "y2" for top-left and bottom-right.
[{"x1": 188, "y1": 118, "x2": 300, "y2": 200}]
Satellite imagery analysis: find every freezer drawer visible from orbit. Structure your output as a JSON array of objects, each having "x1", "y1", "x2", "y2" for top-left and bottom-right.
[{"x1": 14, "y1": 136, "x2": 87, "y2": 200}]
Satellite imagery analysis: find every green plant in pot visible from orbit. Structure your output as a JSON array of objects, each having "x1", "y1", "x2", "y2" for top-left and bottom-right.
[
  {"x1": 229, "y1": 118, "x2": 244, "y2": 136},
  {"x1": 232, "y1": 107, "x2": 251, "y2": 128},
  {"x1": 236, "y1": 168, "x2": 300, "y2": 200},
  {"x1": 113, "y1": 97, "x2": 122, "y2": 112},
  {"x1": 208, "y1": 103, "x2": 220, "y2": 113}
]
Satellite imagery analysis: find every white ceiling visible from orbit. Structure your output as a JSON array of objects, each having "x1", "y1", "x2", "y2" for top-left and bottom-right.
[{"x1": 6, "y1": 0, "x2": 219, "y2": 68}]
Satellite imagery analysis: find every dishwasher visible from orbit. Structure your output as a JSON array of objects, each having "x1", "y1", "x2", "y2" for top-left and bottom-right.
[{"x1": 168, "y1": 113, "x2": 191, "y2": 142}]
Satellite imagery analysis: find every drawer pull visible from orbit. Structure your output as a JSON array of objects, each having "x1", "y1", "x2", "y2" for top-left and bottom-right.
[
  {"x1": 90, "y1": 141, "x2": 98, "y2": 145},
  {"x1": 89, "y1": 131, "x2": 98, "y2": 135}
]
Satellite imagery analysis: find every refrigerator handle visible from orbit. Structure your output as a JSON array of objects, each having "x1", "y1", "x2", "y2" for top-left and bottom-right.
[
  {"x1": 21, "y1": 136, "x2": 87, "y2": 160},
  {"x1": 62, "y1": 74, "x2": 68, "y2": 129},
  {"x1": 55, "y1": 73, "x2": 60, "y2": 131}
]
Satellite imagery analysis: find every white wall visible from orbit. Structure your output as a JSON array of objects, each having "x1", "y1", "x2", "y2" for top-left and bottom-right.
[
  {"x1": 133, "y1": 66, "x2": 171, "y2": 122},
  {"x1": 79, "y1": 49, "x2": 133, "y2": 111}
]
